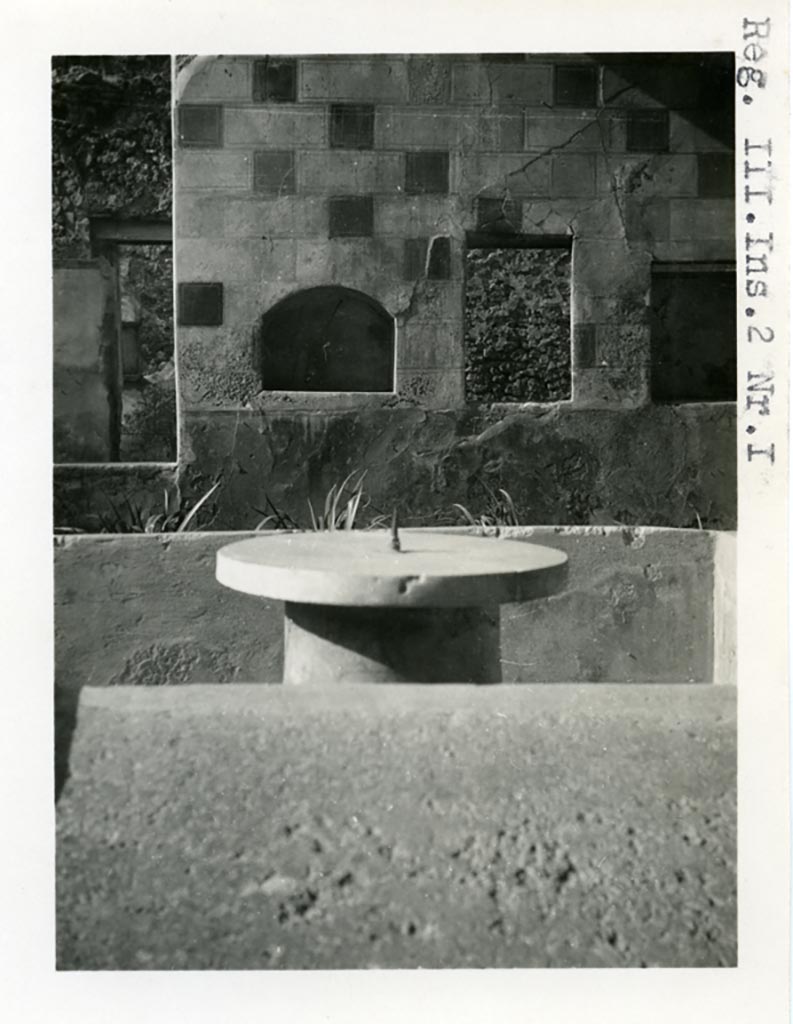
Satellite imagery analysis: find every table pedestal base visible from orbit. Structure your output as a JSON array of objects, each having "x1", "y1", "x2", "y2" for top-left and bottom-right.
[{"x1": 283, "y1": 602, "x2": 501, "y2": 685}]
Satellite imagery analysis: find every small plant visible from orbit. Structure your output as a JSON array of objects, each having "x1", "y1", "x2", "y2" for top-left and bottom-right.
[
  {"x1": 254, "y1": 470, "x2": 392, "y2": 533},
  {"x1": 92, "y1": 477, "x2": 222, "y2": 533},
  {"x1": 307, "y1": 470, "x2": 367, "y2": 531},
  {"x1": 453, "y1": 485, "x2": 521, "y2": 528}
]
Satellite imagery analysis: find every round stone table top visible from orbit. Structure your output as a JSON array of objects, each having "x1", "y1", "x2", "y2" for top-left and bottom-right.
[{"x1": 216, "y1": 530, "x2": 568, "y2": 608}]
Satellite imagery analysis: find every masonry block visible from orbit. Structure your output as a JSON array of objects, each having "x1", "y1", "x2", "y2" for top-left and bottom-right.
[
  {"x1": 295, "y1": 238, "x2": 403, "y2": 299},
  {"x1": 521, "y1": 200, "x2": 576, "y2": 237},
  {"x1": 451, "y1": 61, "x2": 551, "y2": 106},
  {"x1": 374, "y1": 196, "x2": 457, "y2": 237},
  {"x1": 178, "y1": 283, "x2": 223, "y2": 326},
  {"x1": 403, "y1": 237, "x2": 452, "y2": 280},
  {"x1": 179, "y1": 57, "x2": 251, "y2": 102},
  {"x1": 526, "y1": 113, "x2": 603, "y2": 151},
  {"x1": 462, "y1": 154, "x2": 550, "y2": 197},
  {"x1": 224, "y1": 107, "x2": 327, "y2": 148},
  {"x1": 397, "y1": 367, "x2": 465, "y2": 407},
  {"x1": 398, "y1": 321, "x2": 462, "y2": 370},
  {"x1": 476, "y1": 197, "x2": 523, "y2": 232},
  {"x1": 178, "y1": 238, "x2": 297, "y2": 284},
  {"x1": 477, "y1": 113, "x2": 525, "y2": 151},
  {"x1": 407, "y1": 280, "x2": 463, "y2": 322},
  {"x1": 603, "y1": 62, "x2": 703, "y2": 110},
  {"x1": 669, "y1": 199, "x2": 735, "y2": 242},
  {"x1": 301, "y1": 58, "x2": 409, "y2": 103},
  {"x1": 573, "y1": 366, "x2": 648, "y2": 407},
  {"x1": 405, "y1": 151, "x2": 449, "y2": 195},
  {"x1": 377, "y1": 111, "x2": 460, "y2": 149},
  {"x1": 574, "y1": 323, "x2": 597, "y2": 369},
  {"x1": 567, "y1": 198, "x2": 625, "y2": 241},
  {"x1": 328, "y1": 196, "x2": 374, "y2": 237},
  {"x1": 596, "y1": 154, "x2": 698, "y2": 199},
  {"x1": 596, "y1": 324, "x2": 650, "y2": 371},
  {"x1": 177, "y1": 105, "x2": 223, "y2": 148},
  {"x1": 625, "y1": 111, "x2": 669, "y2": 153},
  {"x1": 554, "y1": 63, "x2": 598, "y2": 107},
  {"x1": 252, "y1": 57, "x2": 297, "y2": 103},
  {"x1": 669, "y1": 112, "x2": 733, "y2": 154},
  {"x1": 651, "y1": 239, "x2": 736, "y2": 263},
  {"x1": 573, "y1": 240, "x2": 650, "y2": 298},
  {"x1": 176, "y1": 194, "x2": 226, "y2": 239},
  {"x1": 697, "y1": 153, "x2": 734, "y2": 198},
  {"x1": 223, "y1": 196, "x2": 327, "y2": 239},
  {"x1": 299, "y1": 151, "x2": 402, "y2": 195},
  {"x1": 625, "y1": 197, "x2": 671, "y2": 244},
  {"x1": 176, "y1": 150, "x2": 251, "y2": 191},
  {"x1": 330, "y1": 103, "x2": 375, "y2": 149},
  {"x1": 552, "y1": 154, "x2": 596, "y2": 197},
  {"x1": 408, "y1": 56, "x2": 452, "y2": 104},
  {"x1": 253, "y1": 151, "x2": 296, "y2": 195}
]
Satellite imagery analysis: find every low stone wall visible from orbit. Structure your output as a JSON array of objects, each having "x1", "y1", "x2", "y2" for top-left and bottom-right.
[
  {"x1": 54, "y1": 526, "x2": 731, "y2": 690},
  {"x1": 178, "y1": 404, "x2": 736, "y2": 532}
]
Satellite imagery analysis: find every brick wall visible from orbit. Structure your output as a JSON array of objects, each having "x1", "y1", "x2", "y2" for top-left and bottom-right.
[{"x1": 175, "y1": 53, "x2": 734, "y2": 413}]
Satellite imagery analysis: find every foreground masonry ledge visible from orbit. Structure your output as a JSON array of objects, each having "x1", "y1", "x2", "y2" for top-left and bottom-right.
[
  {"x1": 57, "y1": 683, "x2": 736, "y2": 970},
  {"x1": 54, "y1": 526, "x2": 736, "y2": 685}
]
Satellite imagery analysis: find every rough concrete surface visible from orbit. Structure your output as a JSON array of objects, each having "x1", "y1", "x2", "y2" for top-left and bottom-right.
[{"x1": 57, "y1": 684, "x2": 736, "y2": 970}]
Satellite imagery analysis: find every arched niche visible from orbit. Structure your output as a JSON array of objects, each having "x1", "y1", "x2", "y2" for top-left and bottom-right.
[{"x1": 259, "y1": 286, "x2": 395, "y2": 392}]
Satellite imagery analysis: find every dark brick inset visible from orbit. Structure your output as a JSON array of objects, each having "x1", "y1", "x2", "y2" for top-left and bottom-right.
[
  {"x1": 405, "y1": 152, "x2": 449, "y2": 195},
  {"x1": 554, "y1": 64, "x2": 598, "y2": 107},
  {"x1": 329, "y1": 196, "x2": 374, "y2": 238},
  {"x1": 178, "y1": 105, "x2": 222, "y2": 148},
  {"x1": 476, "y1": 198, "x2": 522, "y2": 234},
  {"x1": 253, "y1": 58, "x2": 297, "y2": 103},
  {"x1": 574, "y1": 323, "x2": 597, "y2": 369},
  {"x1": 330, "y1": 104, "x2": 375, "y2": 150},
  {"x1": 697, "y1": 153, "x2": 734, "y2": 199},
  {"x1": 253, "y1": 151, "x2": 296, "y2": 195},
  {"x1": 626, "y1": 110, "x2": 669, "y2": 153},
  {"x1": 178, "y1": 283, "x2": 224, "y2": 326}
]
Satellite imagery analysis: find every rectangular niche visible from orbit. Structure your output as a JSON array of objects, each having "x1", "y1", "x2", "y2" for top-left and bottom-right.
[
  {"x1": 650, "y1": 263, "x2": 736, "y2": 402},
  {"x1": 464, "y1": 242, "x2": 572, "y2": 404}
]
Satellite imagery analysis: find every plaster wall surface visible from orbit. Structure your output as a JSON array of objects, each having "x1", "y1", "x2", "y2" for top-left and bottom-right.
[
  {"x1": 54, "y1": 526, "x2": 724, "y2": 691},
  {"x1": 175, "y1": 53, "x2": 734, "y2": 414},
  {"x1": 53, "y1": 261, "x2": 121, "y2": 462},
  {"x1": 180, "y1": 403, "x2": 735, "y2": 531},
  {"x1": 161, "y1": 53, "x2": 738, "y2": 531},
  {"x1": 56, "y1": 682, "x2": 736, "y2": 969}
]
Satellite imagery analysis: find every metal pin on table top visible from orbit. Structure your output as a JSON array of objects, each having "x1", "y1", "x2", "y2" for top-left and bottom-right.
[{"x1": 390, "y1": 508, "x2": 401, "y2": 552}]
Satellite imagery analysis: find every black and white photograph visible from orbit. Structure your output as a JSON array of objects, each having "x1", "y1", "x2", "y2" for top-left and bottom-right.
[{"x1": 2, "y1": 0, "x2": 790, "y2": 1020}]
